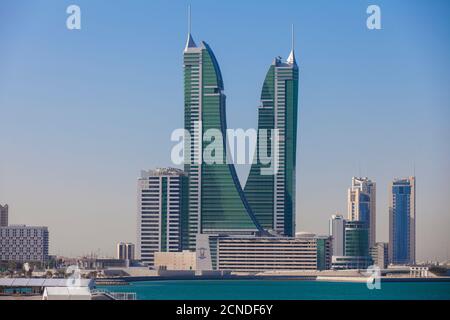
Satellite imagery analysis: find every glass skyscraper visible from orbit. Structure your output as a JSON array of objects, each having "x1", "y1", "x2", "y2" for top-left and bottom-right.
[
  {"x1": 183, "y1": 30, "x2": 265, "y2": 250},
  {"x1": 244, "y1": 34, "x2": 299, "y2": 236},
  {"x1": 389, "y1": 177, "x2": 416, "y2": 265},
  {"x1": 347, "y1": 177, "x2": 376, "y2": 248}
]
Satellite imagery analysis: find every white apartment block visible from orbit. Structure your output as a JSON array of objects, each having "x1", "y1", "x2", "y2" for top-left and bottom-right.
[{"x1": 137, "y1": 168, "x2": 187, "y2": 266}]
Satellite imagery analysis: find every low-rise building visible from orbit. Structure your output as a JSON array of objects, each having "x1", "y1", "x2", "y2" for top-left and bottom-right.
[
  {"x1": 370, "y1": 242, "x2": 388, "y2": 269},
  {"x1": 0, "y1": 225, "x2": 49, "y2": 264},
  {"x1": 154, "y1": 251, "x2": 196, "y2": 270},
  {"x1": 197, "y1": 234, "x2": 332, "y2": 272}
]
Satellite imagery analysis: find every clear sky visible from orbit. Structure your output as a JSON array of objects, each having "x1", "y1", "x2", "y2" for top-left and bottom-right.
[{"x1": 0, "y1": 0, "x2": 449, "y2": 261}]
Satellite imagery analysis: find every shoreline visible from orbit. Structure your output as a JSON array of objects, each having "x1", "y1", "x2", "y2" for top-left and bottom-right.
[{"x1": 96, "y1": 275, "x2": 450, "y2": 285}]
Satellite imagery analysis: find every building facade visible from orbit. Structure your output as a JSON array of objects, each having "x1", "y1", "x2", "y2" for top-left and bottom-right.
[
  {"x1": 329, "y1": 214, "x2": 345, "y2": 256},
  {"x1": 0, "y1": 225, "x2": 49, "y2": 264},
  {"x1": 117, "y1": 242, "x2": 135, "y2": 260},
  {"x1": 0, "y1": 204, "x2": 8, "y2": 227},
  {"x1": 347, "y1": 177, "x2": 376, "y2": 248},
  {"x1": 370, "y1": 242, "x2": 388, "y2": 269},
  {"x1": 208, "y1": 234, "x2": 331, "y2": 272},
  {"x1": 154, "y1": 251, "x2": 196, "y2": 271},
  {"x1": 183, "y1": 30, "x2": 266, "y2": 250},
  {"x1": 244, "y1": 45, "x2": 299, "y2": 237},
  {"x1": 137, "y1": 168, "x2": 187, "y2": 266},
  {"x1": 389, "y1": 177, "x2": 416, "y2": 265},
  {"x1": 331, "y1": 220, "x2": 372, "y2": 270}
]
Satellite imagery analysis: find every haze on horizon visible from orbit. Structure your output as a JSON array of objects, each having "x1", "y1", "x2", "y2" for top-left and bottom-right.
[{"x1": 0, "y1": 0, "x2": 449, "y2": 261}]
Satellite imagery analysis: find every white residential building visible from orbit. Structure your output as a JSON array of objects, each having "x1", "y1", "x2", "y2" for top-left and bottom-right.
[{"x1": 137, "y1": 168, "x2": 187, "y2": 266}]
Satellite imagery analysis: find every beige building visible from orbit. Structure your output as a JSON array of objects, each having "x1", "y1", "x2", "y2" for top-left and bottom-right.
[{"x1": 154, "y1": 251, "x2": 196, "y2": 270}]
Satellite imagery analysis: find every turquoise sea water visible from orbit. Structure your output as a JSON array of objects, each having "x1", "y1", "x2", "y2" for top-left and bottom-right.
[{"x1": 99, "y1": 280, "x2": 450, "y2": 300}]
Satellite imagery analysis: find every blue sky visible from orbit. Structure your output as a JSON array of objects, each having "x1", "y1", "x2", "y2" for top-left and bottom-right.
[{"x1": 0, "y1": 0, "x2": 449, "y2": 260}]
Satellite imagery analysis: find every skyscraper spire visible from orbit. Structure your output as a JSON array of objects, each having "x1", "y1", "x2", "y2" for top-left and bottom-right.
[
  {"x1": 287, "y1": 24, "x2": 296, "y2": 65},
  {"x1": 184, "y1": 5, "x2": 197, "y2": 51}
]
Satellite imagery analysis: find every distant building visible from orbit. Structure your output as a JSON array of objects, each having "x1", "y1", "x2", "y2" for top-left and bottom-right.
[
  {"x1": 137, "y1": 168, "x2": 188, "y2": 266},
  {"x1": 117, "y1": 242, "x2": 135, "y2": 260},
  {"x1": 0, "y1": 204, "x2": 8, "y2": 227},
  {"x1": 370, "y1": 242, "x2": 388, "y2": 269},
  {"x1": 329, "y1": 214, "x2": 345, "y2": 256},
  {"x1": 196, "y1": 234, "x2": 331, "y2": 272},
  {"x1": 348, "y1": 177, "x2": 376, "y2": 248},
  {"x1": 0, "y1": 225, "x2": 49, "y2": 264},
  {"x1": 331, "y1": 221, "x2": 372, "y2": 270},
  {"x1": 154, "y1": 251, "x2": 196, "y2": 271},
  {"x1": 389, "y1": 177, "x2": 416, "y2": 265}
]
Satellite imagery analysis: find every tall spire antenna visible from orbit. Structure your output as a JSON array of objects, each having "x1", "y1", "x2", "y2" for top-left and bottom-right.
[
  {"x1": 184, "y1": 4, "x2": 197, "y2": 51},
  {"x1": 188, "y1": 4, "x2": 192, "y2": 35},
  {"x1": 291, "y1": 23, "x2": 295, "y2": 52},
  {"x1": 287, "y1": 23, "x2": 297, "y2": 65}
]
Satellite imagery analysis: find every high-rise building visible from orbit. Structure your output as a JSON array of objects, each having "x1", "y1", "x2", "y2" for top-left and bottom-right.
[
  {"x1": 0, "y1": 225, "x2": 49, "y2": 264},
  {"x1": 0, "y1": 204, "x2": 8, "y2": 227},
  {"x1": 347, "y1": 177, "x2": 376, "y2": 248},
  {"x1": 389, "y1": 177, "x2": 416, "y2": 265},
  {"x1": 183, "y1": 22, "x2": 266, "y2": 250},
  {"x1": 117, "y1": 242, "x2": 135, "y2": 260},
  {"x1": 244, "y1": 28, "x2": 299, "y2": 237},
  {"x1": 329, "y1": 214, "x2": 346, "y2": 256},
  {"x1": 137, "y1": 168, "x2": 188, "y2": 266}
]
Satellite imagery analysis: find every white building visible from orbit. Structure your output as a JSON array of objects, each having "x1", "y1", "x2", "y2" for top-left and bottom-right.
[
  {"x1": 0, "y1": 225, "x2": 49, "y2": 263},
  {"x1": 329, "y1": 214, "x2": 345, "y2": 256},
  {"x1": 196, "y1": 234, "x2": 332, "y2": 272},
  {"x1": 348, "y1": 177, "x2": 376, "y2": 248},
  {"x1": 137, "y1": 168, "x2": 187, "y2": 266},
  {"x1": 0, "y1": 204, "x2": 8, "y2": 227},
  {"x1": 116, "y1": 242, "x2": 135, "y2": 260}
]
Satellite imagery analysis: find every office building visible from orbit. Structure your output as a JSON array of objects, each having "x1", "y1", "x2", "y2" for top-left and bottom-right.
[
  {"x1": 194, "y1": 233, "x2": 331, "y2": 272},
  {"x1": 331, "y1": 221, "x2": 372, "y2": 270},
  {"x1": 329, "y1": 214, "x2": 345, "y2": 256},
  {"x1": 348, "y1": 177, "x2": 376, "y2": 247},
  {"x1": 244, "y1": 28, "x2": 299, "y2": 237},
  {"x1": 117, "y1": 242, "x2": 135, "y2": 260},
  {"x1": 183, "y1": 22, "x2": 267, "y2": 250},
  {"x1": 370, "y1": 242, "x2": 388, "y2": 269},
  {"x1": 389, "y1": 177, "x2": 416, "y2": 265},
  {"x1": 137, "y1": 168, "x2": 188, "y2": 266},
  {"x1": 0, "y1": 225, "x2": 49, "y2": 264},
  {"x1": 0, "y1": 204, "x2": 8, "y2": 227}
]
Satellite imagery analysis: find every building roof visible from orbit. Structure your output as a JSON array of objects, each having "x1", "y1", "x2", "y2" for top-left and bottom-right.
[{"x1": 0, "y1": 278, "x2": 94, "y2": 288}]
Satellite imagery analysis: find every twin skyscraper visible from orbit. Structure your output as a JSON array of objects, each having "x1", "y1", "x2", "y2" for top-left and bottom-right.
[{"x1": 182, "y1": 18, "x2": 299, "y2": 250}]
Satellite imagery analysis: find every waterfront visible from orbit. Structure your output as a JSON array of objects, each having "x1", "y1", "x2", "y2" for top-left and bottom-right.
[{"x1": 99, "y1": 280, "x2": 450, "y2": 300}]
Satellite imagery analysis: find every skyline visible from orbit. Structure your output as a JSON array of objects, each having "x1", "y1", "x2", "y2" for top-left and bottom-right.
[{"x1": 0, "y1": 0, "x2": 449, "y2": 260}]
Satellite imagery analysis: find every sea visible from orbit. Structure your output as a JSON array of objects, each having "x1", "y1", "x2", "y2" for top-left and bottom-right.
[{"x1": 99, "y1": 279, "x2": 450, "y2": 300}]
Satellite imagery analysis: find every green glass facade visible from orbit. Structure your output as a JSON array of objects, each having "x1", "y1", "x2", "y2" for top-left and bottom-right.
[
  {"x1": 344, "y1": 221, "x2": 370, "y2": 257},
  {"x1": 183, "y1": 39, "x2": 264, "y2": 250},
  {"x1": 245, "y1": 57, "x2": 299, "y2": 236}
]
